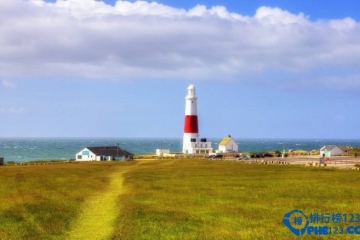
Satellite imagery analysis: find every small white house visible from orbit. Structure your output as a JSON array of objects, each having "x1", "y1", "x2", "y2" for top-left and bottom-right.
[
  {"x1": 320, "y1": 145, "x2": 349, "y2": 157},
  {"x1": 75, "y1": 146, "x2": 133, "y2": 161},
  {"x1": 156, "y1": 149, "x2": 170, "y2": 156},
  {"x1": 218, "y1": 135, "x2": 238, "y2": 153}
]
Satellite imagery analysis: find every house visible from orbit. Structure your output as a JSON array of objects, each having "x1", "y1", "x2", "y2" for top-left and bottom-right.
[
  {"x1": 75, "y1": 146, "x2": 133, "y2": 161},
  {"x1": 218, "y1": 135, "x2": 238, "y2": 153},
  {"x1": 156, "y1": 149, "x2": 170, "y2": 156},
  {"x1": 320, "y1": 145, "x2": 350, "y2": 157},
  {"x1": 338, "y1": 146, "x2": 350, "y2": 155}
]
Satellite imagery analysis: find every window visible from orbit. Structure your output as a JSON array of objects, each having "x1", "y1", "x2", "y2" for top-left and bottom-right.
[{"x1": 77, "y1": 155, "x2": 82, "y2": 159}]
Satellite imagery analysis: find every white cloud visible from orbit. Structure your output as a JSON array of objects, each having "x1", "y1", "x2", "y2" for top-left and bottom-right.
[
  {"x1": 254, "y1": 6, "x2": 309, "y2": 25},
  {"x1": 0, "y1": 0, "x2": 359, "y2": 90},
  {"x1": 9, "y1": 107, "x2": 27, "y2": 114},
  {"x1": 0, "y1": 102, "x2": 26, "y2": 114},
  {"x1": 2, "y1": 80, "x2": 17, "y2": 88}
]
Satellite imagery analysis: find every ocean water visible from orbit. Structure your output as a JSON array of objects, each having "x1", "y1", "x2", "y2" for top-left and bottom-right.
[{"x1": 0, "y1": 138, "x2": 359, "y2": 162}]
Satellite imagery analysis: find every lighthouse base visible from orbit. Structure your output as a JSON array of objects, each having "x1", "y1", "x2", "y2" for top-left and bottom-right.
[{"x1": 182, "y1": 134, "x2": 213, "y2": 154}]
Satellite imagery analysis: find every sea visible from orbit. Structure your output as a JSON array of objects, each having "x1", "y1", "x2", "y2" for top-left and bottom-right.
[{"x1": 0, "y1": 138, "x2": 360, "y2": 163}]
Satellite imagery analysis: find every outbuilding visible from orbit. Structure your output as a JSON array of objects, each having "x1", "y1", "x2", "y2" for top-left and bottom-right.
[
  {"x1": 218, "y1": 135, "x2": 238, "y2": 153},
  {"x1": 320, "y1": 145, "x2": 349, "y2": 157},
  {"x1": 75, "y1": 146, "x2": 133, "y2": 161},
  {"x1": 156, "y1": 149, "x2": 170, "y2": 156}
]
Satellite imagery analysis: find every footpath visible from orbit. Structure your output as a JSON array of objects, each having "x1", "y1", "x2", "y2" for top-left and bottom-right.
[{"x1": 66, "y1": 167, "x2": 128, "y2": 240}]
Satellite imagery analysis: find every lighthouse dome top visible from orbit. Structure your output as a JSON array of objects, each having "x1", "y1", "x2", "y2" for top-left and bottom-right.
[
  {"x1": 187, "y1": 84, "x2": 195, "y2": 90},
  {"x1": 186, "y1": 84, "x2": 196, "y2": 98}
]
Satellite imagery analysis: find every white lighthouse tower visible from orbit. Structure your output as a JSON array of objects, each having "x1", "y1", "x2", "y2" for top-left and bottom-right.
[{"x1": 182, "y1": 85, "x2": 212, "y2": 154}]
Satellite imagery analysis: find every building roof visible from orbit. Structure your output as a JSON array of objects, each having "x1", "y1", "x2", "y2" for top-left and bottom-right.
[
  {"x1": 219, "y1": 137, "x2": 233, "y2": 146},
  {"x1": 320, "y1": 145, "x2": 338, "y2": 151},
  {"x1": 320, "y1": 145, "x2": 349, "y2": 152},
  {"x1": 338, "y1": 145, "x2": 350, "y2": 151},
  {"x1": 86, "y1": 146, "x2": 133, "y2": 157}
]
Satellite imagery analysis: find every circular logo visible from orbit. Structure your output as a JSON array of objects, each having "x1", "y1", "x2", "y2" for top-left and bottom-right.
[{"x1": 283, "y1": 209, "x2": 309, "y2": 236}]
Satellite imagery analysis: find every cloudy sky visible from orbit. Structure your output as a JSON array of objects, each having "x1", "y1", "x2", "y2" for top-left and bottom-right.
[{"x1": 1, "y1": 0, "x2": 360, "y2": 139}]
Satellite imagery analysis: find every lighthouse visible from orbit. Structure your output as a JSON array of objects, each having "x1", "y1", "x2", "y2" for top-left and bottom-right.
[{"x1": 182, "y1": 85, "x2": 212, "y2": 154}]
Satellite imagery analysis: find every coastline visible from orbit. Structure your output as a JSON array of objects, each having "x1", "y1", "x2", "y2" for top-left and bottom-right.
[
  {"x1": 1, "y1": 137, "x2": 360, "y2": 162},
  {"x1": 5, "y1": 155, "x2": 358, "y2": 169}
]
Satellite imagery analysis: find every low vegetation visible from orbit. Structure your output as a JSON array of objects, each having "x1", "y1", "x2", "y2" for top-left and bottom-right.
[
  {"x1": 0, "y1": 162, "x2": 126, "y2": 239},
  {"x1": 349, "y1": 147, "x2": 360, "y2": 157},
  {"x1": 0, "y1": 159, "x2": 359, "y2": 239},
  {"x1": 113, "y1": 160, "x2": 360, "y2": 239}
]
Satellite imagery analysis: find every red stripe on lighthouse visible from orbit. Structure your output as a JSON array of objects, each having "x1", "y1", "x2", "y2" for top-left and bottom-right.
[{"x1": 184, "y1": 115, "x2": 198, "y2": 133}]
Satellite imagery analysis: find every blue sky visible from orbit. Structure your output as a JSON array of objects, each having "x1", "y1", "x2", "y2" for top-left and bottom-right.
[
  {"x1": 1, "y1": 0, "x2": 360, "y2": 139},
  {"x1": 99, "y1": 0, "x2": 360, "y2": 20}
]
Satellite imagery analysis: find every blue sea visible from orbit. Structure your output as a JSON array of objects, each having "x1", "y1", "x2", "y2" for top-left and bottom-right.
[{"x1": 0, "y1": 138, "x2": 360, "y2": 162}]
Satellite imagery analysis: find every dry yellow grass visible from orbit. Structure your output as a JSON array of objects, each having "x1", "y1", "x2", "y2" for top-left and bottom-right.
[{"x1": 66, "y1": 168, "x2": 128, "y2": 239}]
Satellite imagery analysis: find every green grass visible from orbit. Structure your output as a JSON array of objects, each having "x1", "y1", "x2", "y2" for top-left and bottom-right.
[
  {"x1": 66, "y1": 163, "x2": 135, "y2": 240},
  {"x1": 1, "y1": 160, "x2": 360, "y2": 239},
  {"x1": 0, "y1": 162, "x2": 130, "y2": 240},
  {"x1": 113, "y1": 160, "x2": 360, "y2": 239}
]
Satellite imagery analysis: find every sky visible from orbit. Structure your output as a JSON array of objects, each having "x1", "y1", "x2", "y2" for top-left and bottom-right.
[{"x1": 1, "y1": 0, "x2": 360, "y2": 139}]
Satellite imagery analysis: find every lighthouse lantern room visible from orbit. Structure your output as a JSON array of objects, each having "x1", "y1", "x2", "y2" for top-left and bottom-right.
[{"x1": 182, "y1": 85, "x2": 213, "y2": 154}]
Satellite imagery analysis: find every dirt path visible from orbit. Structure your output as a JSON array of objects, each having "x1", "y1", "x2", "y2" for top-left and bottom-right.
[{"x1": 66, "y1": 167, "x2": 128, "y2": 240}]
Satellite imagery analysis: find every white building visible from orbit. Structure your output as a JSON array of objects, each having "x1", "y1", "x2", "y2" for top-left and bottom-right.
[
  {"x1": 218, "y1": 136, "x2": 238, "y2": 153},
  {"x1": 320, "y1": 145, "x2": 349, "y2": 157},
  {"x1": 75, "y1": 146, "x2": 133, "y2": 161},
  {"x1": 183, "y1": 138, "x2": 213, "y2": 154},
  {"x1": 156, "y1": 149, "x2": 170, "y2": 156}
]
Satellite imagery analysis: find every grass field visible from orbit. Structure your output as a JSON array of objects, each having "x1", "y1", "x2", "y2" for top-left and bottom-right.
[{"x1": 0, "y1": 160, "x2": 359, "y2": 239}]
